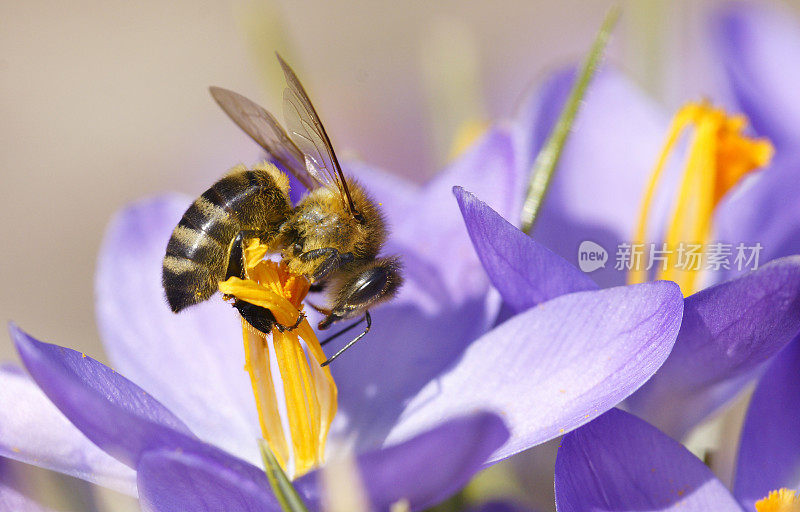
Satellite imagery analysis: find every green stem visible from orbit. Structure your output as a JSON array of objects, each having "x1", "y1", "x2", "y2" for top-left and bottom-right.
[
  {"x1": 520, "y1": 5, "x2": 621, "y2": 234},
  {"x1": 259, "y1": 440, "x2": 311, "y2": 512}
]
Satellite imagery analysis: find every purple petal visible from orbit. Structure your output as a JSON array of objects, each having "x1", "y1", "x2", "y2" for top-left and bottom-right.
[
  {"x1": 734, "y1": 335, "x2": 800, "y2": 510},
  {"x1": 711, "y1": 3, "x2": 800, "y2": 271},
  {"x1": 390, "y1": 126, "x2": 524, "y2": 301},
  {"x1": 11, "y1": 324, "x2": 202, "y2": 468},
  {"x1": 136, "y1": 427, "x2": 285, "y2": 510},
  {"x1": 11, "y1": 324, "x2": 286, "y2": 510},
  {"x1": 713, "y1": 2, "x2": 800, "y2": 154},
  {"x1": 332, "y1": 413, "x2": 509, "y2": 511},
  {"x1": 96, "y1": 194, "x2": 263, "y2": 465},
  {"x1": 300, "y1": 413, "x2": 509, "y2": 511},
  {"x1": 330, "y1": 128, "x2": 523, "y2": 450},
  {"x1": 555, "y1": 409, "x2": 742, "y2": 512},
  {"x1": 0, "y1": 364, "x2": 136, "y2": 495},
  {"x1": 515, "y1": 67, "x2": 673, "y2": 288},
  {"x1": 715, "y1": 154, "x2": 800, "y2": 269},
  {"x1": 282, "y1": 163, "x2": 308, "y2": 205},
  {"x1": 454, "y1": 187, "x2": 598, "y2": 312},
  {"x1": 138, "y1": 413, "x2": 507, "y2": 512},
  {"x1": 1, "y1": 457, "x2": 74, "y2": 512},
  {"x1": 626, "y1": 256, "x2": 800, "y2": 438},
  {"x1": 383, "y1": 280, "x2": 683, "y2": 462},
  {"x1": 138, "y1": 449, "x2": 280, "y2": 512}
]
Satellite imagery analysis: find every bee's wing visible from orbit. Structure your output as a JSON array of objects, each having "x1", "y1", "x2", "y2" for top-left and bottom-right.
[
  {"x1": 276, "y1": 53, "x2": 359, "y2": 215},
  {"x1": 209, "y1": 86, "x2": 322, "y2": 191}
]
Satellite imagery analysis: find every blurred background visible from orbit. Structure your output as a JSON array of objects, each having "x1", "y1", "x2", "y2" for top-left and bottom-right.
[
  {"x1": 6, "y1": 0, "x2": 788, "y2": 365},
  {"x1": 2, "y1": 1, "x2": 800, "y2": 509}
]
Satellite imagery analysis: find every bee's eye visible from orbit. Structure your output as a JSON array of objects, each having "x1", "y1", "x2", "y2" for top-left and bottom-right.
[
  {"x1": 333, "y1": 257, "x2": 402, "y2": 318},
  {"x1": 347, "y1": 267, "x2": 389, "y2": 306}
]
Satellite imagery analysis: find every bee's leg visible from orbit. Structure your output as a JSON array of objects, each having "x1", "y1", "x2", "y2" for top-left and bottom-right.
[
  {"x1": 299, "y1": 248, "x2": 355, "y2": 282},
  {"x1": 226, "y1": 230, "x2": 304, "y2": 333},
  {"x1": 274, "y1": 310, "x2": 306, "y2": 333},
  {"x1": 232, "y1": 298, "x2": 305, "y2": 334},
  {"x1": 320, "y1": 312, "x2": 371, "y2": 367},
  {"x1": 233, "y1": 299, "x2": 276, "y2": 335},
  {"x1": 225, "y1": 230, "x2": 264, "y2": 280}
]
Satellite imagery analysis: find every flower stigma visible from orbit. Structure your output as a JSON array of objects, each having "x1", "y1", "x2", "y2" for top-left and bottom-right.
[
  {"x1": 756, "y1": 489, "x2": 800, "y2": 512},
  {"x1": 629, "y1": 102, "x2": 773, "y2": 295},
  {"x1": 218, "y1": 239, "x2": 337, "y2": 478}
]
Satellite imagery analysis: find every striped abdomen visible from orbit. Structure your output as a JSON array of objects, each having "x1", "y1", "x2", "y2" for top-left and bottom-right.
[{"x1": 162, "y1": 164, "x2": 292, "y2": 312}]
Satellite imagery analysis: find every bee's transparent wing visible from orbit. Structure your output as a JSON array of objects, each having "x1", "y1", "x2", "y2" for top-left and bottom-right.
[
  {"x1": 276, "y1": 53, "x2": 358, "y2": 214},
  {"x1": 209, "y1": 86, "x2": 322, "y2": 191}
]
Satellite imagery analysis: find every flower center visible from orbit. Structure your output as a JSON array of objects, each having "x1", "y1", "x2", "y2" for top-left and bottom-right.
[
  {"x1": 218, "y1": 239, "x2": 337, "y2": 478},
  {"x1": 756, "y1": 489, "x2": 800, "y2": 512},
  {"x1": 629, "y1": 102, "x2": 773, "y2": 295}
]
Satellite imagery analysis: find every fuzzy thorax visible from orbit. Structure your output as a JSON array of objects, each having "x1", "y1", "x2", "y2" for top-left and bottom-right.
[{"x1": 284, "y1": 178, "x2": 387, "y2": 278}]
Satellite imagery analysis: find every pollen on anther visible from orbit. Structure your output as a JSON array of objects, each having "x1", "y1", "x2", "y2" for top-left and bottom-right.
[
  {"x1": 217, "y1": 239, "x2": 337, "y2": 478},
  {"x1": 756, "y1": 488, "x2": 800, "y2": 512},
  {"x1": 629, "y1": 102, "x2": 773, "y2": 296}
]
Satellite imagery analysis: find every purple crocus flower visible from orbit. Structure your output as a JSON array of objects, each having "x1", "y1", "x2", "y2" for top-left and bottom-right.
[
  {"x1": 714, "y1": 1, "x2": 800, "y2": 161},
  {"x1": 0, "y1": 124, "x2": 685, "y2": 510},
  {"x1": 497, "y1": 3, "x2": 800, "y2": 439},
  {"x1": 554, "y1": 337, "x2": 800, "y2": 511},
  {"x1": 456, "y1": 184, "x2": 800, "y2": 442}
]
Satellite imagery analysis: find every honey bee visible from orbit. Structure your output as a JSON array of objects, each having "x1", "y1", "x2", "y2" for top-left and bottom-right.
[{"x1": 162, "y1": 54, "x2": 402, "y2": 365}]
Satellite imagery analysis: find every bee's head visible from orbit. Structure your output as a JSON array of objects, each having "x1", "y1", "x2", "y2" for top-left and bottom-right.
[{"x1": 318, "y1": 256, "x2": 403, "y2": 329}]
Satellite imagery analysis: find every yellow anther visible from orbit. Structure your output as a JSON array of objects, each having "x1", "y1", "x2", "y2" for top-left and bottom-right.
[
  {"x1": 630, "y1": 102, "x2": 773, "y2": 295},
  {"x1": 219, "y1": 239, "x2": 337, "y2": 478},
  {"x1": 756, "y1": 488, "x2": 800, "y2": 512}
]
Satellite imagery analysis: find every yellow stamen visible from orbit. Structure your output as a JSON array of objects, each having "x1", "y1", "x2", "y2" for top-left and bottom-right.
[
  {"x1": 630, "y1": 102, "x2": 773, "y2": 295},
  {"x1": 218, "y1": 239, "x2": 337, "y2": 478},
  {"x1": 756, "y1": 489, "x2": 800, "y2": 512}
]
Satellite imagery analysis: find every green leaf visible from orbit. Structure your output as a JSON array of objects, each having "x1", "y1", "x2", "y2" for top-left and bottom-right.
[
  {"x1": 520, "y1": 5, "x2": 621, "y2": 234},
  {"x1": 259, "y1": 440, "x2": 311, "y2": 512}
]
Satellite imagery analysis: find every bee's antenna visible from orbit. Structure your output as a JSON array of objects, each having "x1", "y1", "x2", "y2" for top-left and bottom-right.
[
  {"x1": 319, "y1": 313, "x2": 368, "y2": 346},
  {"x1": 320, "y1": 312, "x2": 371, "y2": 367}
]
